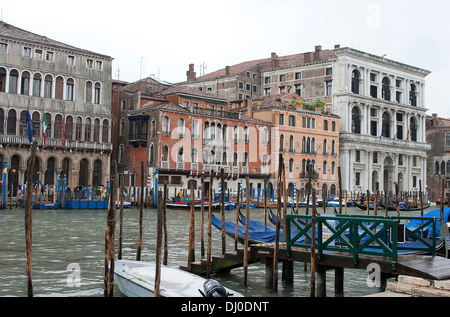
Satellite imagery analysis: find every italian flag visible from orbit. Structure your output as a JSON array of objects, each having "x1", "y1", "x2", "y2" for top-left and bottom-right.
[{"x1": 42, "y1": 113, "x2": 48, "y2": 145}]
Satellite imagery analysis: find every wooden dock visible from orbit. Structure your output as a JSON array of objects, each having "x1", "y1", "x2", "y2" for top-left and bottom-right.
[{"x1": 180, "y1": 242, "x2": 450, "y2": 297}]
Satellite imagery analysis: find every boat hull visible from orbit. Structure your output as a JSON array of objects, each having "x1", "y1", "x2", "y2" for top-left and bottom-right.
[{"x1": 114, "y1": 260, "x2": 243, "y2": 297}]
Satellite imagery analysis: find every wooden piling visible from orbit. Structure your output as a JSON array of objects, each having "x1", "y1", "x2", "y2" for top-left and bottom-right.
[
  {"x1": 200, "y1": 175, "x2": 205, "y2": 257},
  {"x1": 25, "y1": 141, "x2": 37, "y2": 297},
  {"x1": 188, "y1": 181, "x2": 195, "y2": 270},
  {"x1": 221, "y1": 168, "x2": 226, "y2": 255},
  {"x1": 104, "y1": 160, "x2": 116, "y2": 297},
  {"x1": 154, "y1": 190, "x2": 163, "y2": 297},
  {"x1": 310, "y1": 190, "x2": 317, "y2": 297},
  {"x1": 234, "y1": 182, "x2": 240, "y2": 251},
  {"x1": 206, "y1": 171, "x2": 214, "y2": 279},
  {"x1": 118, "y1": 175, "x2": 124, "y2": 260},
  {"x1": 136, "y1": 162, "x2": 145, "y2": 261},
  {"x1": 243, "y1": 176, "x2": 250, "y2": 286},
  {"x1": 338, "y1": 166, "x2": 342, "y2": 214},
  {"x1": 440, "y1": 179, "x2": 445, "y2": 225},
  {"x1": 163, "y1": 184, "x2": 168, "y2": 265},
  {"x1": 395, "y1": 184, "x2": 400, "y2": 217}
]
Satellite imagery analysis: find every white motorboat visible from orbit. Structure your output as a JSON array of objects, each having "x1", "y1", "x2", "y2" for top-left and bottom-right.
[{"x1": 114, "y1": 259, "x2": 243, "y2": 297}]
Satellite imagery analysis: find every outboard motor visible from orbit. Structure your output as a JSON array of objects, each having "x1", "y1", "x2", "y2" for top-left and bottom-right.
[{"x1": 199, "y1": 279, "x2": 230, "y2": 297}]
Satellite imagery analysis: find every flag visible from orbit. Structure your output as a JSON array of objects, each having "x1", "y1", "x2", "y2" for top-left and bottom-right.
[
  {"x1": 61, "y1": 115, "x2": 65, "y2": 149},
  {"x1": 26, "y1": 109, "x2": 33, "y2": 143},
  {"x1": 42, "y1": 112, "x2": 48, "y2": 145}
]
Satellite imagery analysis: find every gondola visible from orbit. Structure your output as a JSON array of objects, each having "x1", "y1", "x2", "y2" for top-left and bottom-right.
[
  {"x1": 380, "y1": 202, "x2": 430, "y2": 212},
  {"x1": 352, "y1": 200, "x2": 382, "y2": 211}
]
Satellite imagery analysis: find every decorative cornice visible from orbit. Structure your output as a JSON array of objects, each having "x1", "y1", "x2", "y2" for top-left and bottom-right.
[{"x1": 334, "y1": 47, "x2": 431, "y2": 76}]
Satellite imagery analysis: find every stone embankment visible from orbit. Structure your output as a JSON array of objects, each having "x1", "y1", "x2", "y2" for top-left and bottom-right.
[{"x1": 367, "y1": 275, "x2": 450, "y2": 297}]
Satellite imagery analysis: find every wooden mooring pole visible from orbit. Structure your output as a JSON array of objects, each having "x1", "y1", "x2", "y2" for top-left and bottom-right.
[
  {"x1": 310, "y1": 190, "x2": 317, "y2": 297},
  {"x1": 104, "y1": 160, "x2": 116, "y2": 297},
  {"x1": 188, "y1": 181, "x2": 195, "y2": 270},
  {"x1": 206, "y1": 171, "x2": 214, "y2": 279},
  {"x1": 221, "y1": 168, "x2": 226, "y2": 255},
  {"x1": 243, "y1": 176, "x2": 250, "y2": 286},
  {"x1": 136, "y1": 162, "x2": 144, "y2": 261},
  {"x1": 154, "y1": 190, "x2": 163, "y2": 297},
  {"x1": 25, "y1": 141, "x2": 37, "y2": 297}
]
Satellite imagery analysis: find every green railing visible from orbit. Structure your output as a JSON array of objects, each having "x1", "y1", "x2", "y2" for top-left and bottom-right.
[{"x1": 286, "y1": 214, "x2": 438, "y2": 271}]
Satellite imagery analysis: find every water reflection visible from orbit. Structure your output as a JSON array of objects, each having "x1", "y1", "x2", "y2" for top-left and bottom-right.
[{"x1": 1, "y1": 205, "x2": 433, "y2": 297}]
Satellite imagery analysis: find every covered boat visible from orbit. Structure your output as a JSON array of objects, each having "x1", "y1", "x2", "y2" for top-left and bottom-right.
[{"x1": 114, "y1": 259, "x2": 243, "y2": 297}]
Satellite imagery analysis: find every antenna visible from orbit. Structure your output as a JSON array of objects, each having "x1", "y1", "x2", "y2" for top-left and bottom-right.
[{"x1": 139, "y1": 57, "x2": 148, "y2": 79}]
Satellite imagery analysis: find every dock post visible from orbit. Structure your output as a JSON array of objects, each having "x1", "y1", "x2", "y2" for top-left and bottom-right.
[
  {"x1": 265, "y1": 257, "x2": 274, "y2": 288},
  {"x1": 316, "y1": 264, "x2": 326, "y2": 297},
  {"x1": 335, "y1": 267, "x2": 344, "y2": 297},
  {"x1": 282, "y1": 260, "x2": 294, "y2": 285}
]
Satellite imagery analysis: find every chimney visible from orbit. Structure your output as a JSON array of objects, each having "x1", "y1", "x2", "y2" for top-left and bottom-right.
[
  {"x1": 225, "y1": 66, "x2": 230, "y2": 75},
  {"x1": 247, "y1": 100, "x2": 253, "y2": 118},
  {"x1": 271, "y1": 52, "x2": 279, "y2": 68},
  {"x1": 314, "y1": 45, "x2": 322, "y2": 61},
  {"x1": 186, "y1": 63, "x2": 196, "y2": 81},
  {"x1": 334, "y1": 44, "x2": 341, "y2": 49}
]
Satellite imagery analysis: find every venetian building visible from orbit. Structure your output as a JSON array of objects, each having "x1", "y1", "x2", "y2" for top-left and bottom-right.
[
  {"x1": 332, "y1": 48, "x2": 431, "y2": 193},
  {"x1": 0, "y1": 22, "x2": 113, "y2": 191}
]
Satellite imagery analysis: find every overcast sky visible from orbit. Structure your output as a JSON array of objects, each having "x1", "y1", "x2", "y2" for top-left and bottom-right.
[{"x1": 3, "y1": 0, "x2": 449, "y2": 117}]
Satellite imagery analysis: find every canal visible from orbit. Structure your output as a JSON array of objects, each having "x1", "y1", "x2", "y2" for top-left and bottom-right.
[{"x1": 0, "y1": 204, "x2": 434, "y2": 297}]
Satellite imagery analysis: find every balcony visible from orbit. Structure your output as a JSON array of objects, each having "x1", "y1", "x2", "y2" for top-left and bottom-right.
[{"x1": 0, "y1": 134, "x2": 112, "y2": 152}]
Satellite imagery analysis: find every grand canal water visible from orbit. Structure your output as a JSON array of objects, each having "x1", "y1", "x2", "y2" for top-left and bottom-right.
[{"x1": 0, "y1": 204, "x2": 435, "y2": 297}]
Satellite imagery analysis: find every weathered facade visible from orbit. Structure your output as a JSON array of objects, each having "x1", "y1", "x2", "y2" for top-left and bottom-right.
[
  {"x1": 233, "y1": 93, "x2": 340, "y2": 198},
  {"x1": 180, "y1": 45, "x2": 431, "y2": 194},
  {"x1": 0, "y1": 22, "x2": 113, "y2": 190},
  {"x1": 426, "y1": 114, "x2": 450, "y2": 201}
]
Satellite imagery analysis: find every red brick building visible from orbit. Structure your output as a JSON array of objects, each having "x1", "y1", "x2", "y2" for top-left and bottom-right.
[{"x1": 112, "y1": 78, "x2": 272, "y2": 200}]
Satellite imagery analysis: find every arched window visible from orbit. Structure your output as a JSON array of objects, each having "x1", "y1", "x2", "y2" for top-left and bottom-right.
[
  {"x1": 9, "y1": 69, "x2": 19, "y2": 93},
  {"x1": 351, "y1": 70, "x2": 360, "y2": 94},
  {"x1": 441, "y1": 161, "x2": 446, "y2": 175},
  {"x1": 54, "y1": 114, "x2": 62, "y2": 139},
  {"x1": 44, "y1": 74, "x2": 53, "y2": 98},
  {"x1": 289, "y1": 135, "x2": 294, "y2": 152},
  {"x1": 410, "y1": 84, "x2": 417, "y2": 106},
  {"x1": 0, "y1": 67, "x2": 6, "y2": 92},
  {"x1": 33, "y1": 73, "x2": 42, "y2": 96},
  {"x1": 178, "y1": 118, "x2": 185, "y2": 137},
  {"x1": 262, "y1": 127, "x2": 268, "y2": 145},
  {"x1": 161, "y1": 146, "x2": 169, "y2": 162},
  {"x1": 410, "y1": 117, "x2": 417, "y2": 141},
  {"x1": 94, "y1": 82, "x2": 101, "y2": 104},
  {"x1": 55, "y1": 76, "x2": 64, "y2": 100},
  {"x1": 323, "y1": 161, "x2": 327, "y2": 175},
  {"x1": 7, "y1": 109, "x2": 16, "y2": 135},
  {"x1": 75, "y1": 116, "x2": 83, "y2": 141},
  {"x1": 382, "y1": 77, "x2": 390, "y2": 101},
  {"x1": 120, "y1": 118, "x2": 125, "y2": 136},
  {"x1": 32, "y1": 111, "x2": 40, "y2": 138},
  {"x1": 289, "y1": 158, "x2": 294, "y2": 173},
  {"x1": 65, "y1": 116, "x2": 73, "y2": 140},
  {"x1": 21, "y1": 71, "x2": 31, "y2": 95},
  {"x1": 93, "y1": 118, "x2": 100, "y2": 142},
  {"x1": 351, "y1": 107, "x2": 361, "y2": 134},
  {"x1": 84, "y1": 117, "x2": 91, "y2": 142},
  {"x1": 66, "y1": 78, "x2": 74, "y2": 101},
  {"x1": 162, "y1": 116, "x2": 169, "y2": 135},
  {"x1": 102, "y1": 119, "x2": 109, "y2": 142},
  {"x1": 93, "y1": 159, "x2": 102, "y2": 188},
  {"x1": 382, "y1": 112, "x2": 390, "y2": 138},
  {"x1": 435, "y1": 161, "x2": 440, "y2": 175},
  {"x1": 323, "y1": 139, "x2": 327, "y2": 155},
  {"x1": 85, "y1": 81, "x2": 93, "y2": 103}
]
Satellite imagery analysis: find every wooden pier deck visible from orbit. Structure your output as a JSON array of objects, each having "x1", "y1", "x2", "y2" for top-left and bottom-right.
[{"x1": 180, "y1": 242, "x2": 450, "y2": 296}]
